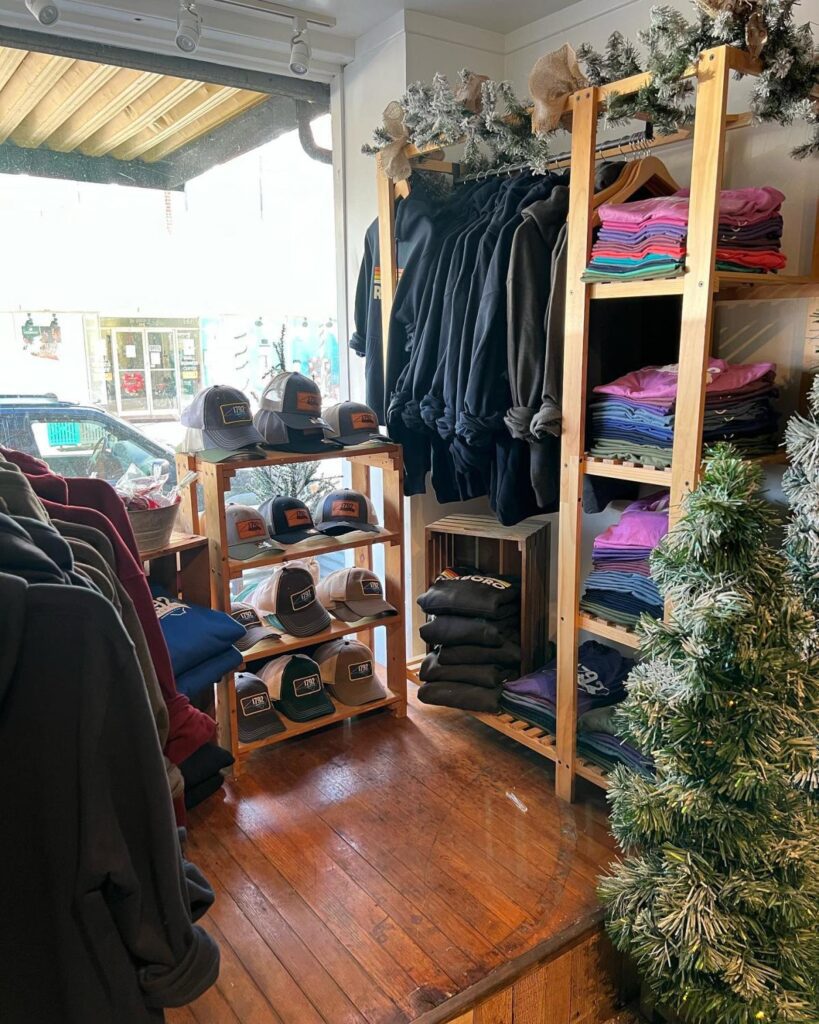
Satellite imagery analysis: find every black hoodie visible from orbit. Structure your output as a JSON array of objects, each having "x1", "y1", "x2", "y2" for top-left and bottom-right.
[{"x1": 0, "y1": 519, "x2": 219, "y2": 1022}]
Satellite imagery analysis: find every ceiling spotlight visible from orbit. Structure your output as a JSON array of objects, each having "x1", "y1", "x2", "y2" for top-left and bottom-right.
[
  {"x1": 176, "y1": 0, "x2": 202, "y2": 53},
  {"x1": 289, "y1": 16, "x2": 310, "y2": 76},
  {"x1": 25, "y1": 0, "x2": 59, "y2": 25}
]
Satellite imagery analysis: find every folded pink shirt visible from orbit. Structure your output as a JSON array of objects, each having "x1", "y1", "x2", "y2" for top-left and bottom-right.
[
  {"x1": 594, "y1": 492, "x2": 670, "y2": 552},
  {"x1": 594, "y1": 358, "x2": 776, "y2": 402},
  {"x1": 599, "y1": 187, "x2": 784, "y2": 228}
]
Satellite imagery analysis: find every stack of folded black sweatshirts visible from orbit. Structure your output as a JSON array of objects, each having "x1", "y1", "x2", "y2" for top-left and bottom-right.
[{"x1": 416, "y1": 566, "x2": 521, "y2": 712}]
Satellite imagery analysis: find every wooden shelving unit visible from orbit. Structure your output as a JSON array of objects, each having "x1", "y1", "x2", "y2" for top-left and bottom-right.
[
  {"x1": 141, "y1": 531, "x2": 210, "y2": 607},
  {"x1": 175, "y1": 441, "x2": 407, "y2": 767},
  {"x1": 375, "y1": 43, "x2": 819, "y2": 802}
]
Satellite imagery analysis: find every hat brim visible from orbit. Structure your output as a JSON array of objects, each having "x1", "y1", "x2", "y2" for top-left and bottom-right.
[
  {"x1": 331, "y1": 599, "x2": 397, "y2": 622},
  {"x1": 315, "y1": 521, "x2": 380, "y2": 536},
  {"x1": 276, "y1": 695, "x2": 335, "y2": 722},
  {"x1": 203, "y1": 423, "x2": 264, "y2": 450},
  {"x1": 276, "y1": 603, "x2": 332, "y2": 638},
  {"x1": 270, "y1": 526, "x2": 320, "y2": 544},
  {"x1": 334, "y1": 431, "x2": 392, "y2": 447},
  {"x1": 238, "y1": 710, "x2": 287, "y2": 742},
  {"x1": 328, "y1": 679, "x2": 388, "y2": 706},
  {"x1": 234, "y1": 624, "x2": 281, "y2": 651},
  {"x1": 229, "y1": 540, "x2": 279, "y2": 561},
  {"x1": 262, "y1": 435, "x2": 344, "y2": 454},
  {"x1": 276, "y1": 410, "x2": 331, "y2": 430}
]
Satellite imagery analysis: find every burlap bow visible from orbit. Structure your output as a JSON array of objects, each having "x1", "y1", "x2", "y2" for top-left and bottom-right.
[
  {"x1": 454, "y1": 71, "x2": 489, "y2": 113},
  {"x1": 528, "y1": 43, "x2": 589, "y2": 134},
  {"x1": 377, "y1": 100, "x2": 412, "y2": 182}
]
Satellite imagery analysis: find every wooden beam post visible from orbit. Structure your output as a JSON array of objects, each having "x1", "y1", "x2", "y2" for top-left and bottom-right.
[
  {"x1": 555, "y1": 85, "x2": 599, "y2": 802},
  {"x1": 376, "y1": 152, "x2": 398, "y2": 375}
]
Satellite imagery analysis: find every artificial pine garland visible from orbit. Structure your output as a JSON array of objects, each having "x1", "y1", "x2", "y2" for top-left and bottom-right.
[{"x1": 599, "y1": 445, "x2": 819, "y2": 1023}]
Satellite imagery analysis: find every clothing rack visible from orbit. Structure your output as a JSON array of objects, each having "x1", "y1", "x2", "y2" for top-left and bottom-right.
[{"x1": 375, "y1": 46, "x2": 819, "y2": 801}]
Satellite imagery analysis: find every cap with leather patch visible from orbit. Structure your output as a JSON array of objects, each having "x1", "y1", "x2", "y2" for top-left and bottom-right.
[
  {"x1": 314, "y1": 489, "x2": 380, "y2": 535},
  {"x1": 230, "y1": 602, "x2": 281, "y2": 651},
  {"x1": 235, "y1": 671, "x2": 287, "y2": 742},
  {"x1": 323, "y1": 401, "x2": 389, "y2": 446},
  {"x1": 316, "y1": 567, "x2": 397, "y2": 622},
  {"x1": 258, "y1": 653, "x2": 334, "y2": 722},
  {"x1": 259, "y1": 371, "x2": 330, "y2": 429},
  {"x1": 254, "y1": 407, "x2": 340, "y2": 454},
  {"x1": 180, "y1": 385, "x2": 263, "y2": 452},
  {"x1": 249, "y1": 564, "x2": 331, "y2": 637},
  {"x1": 258, "y1": 495, "x2": 319, "y2": 544},
  {"x1": 313, "y1": 638, "x2": 387, "y2": 706},
  {"x1": 224, "y1": 504, "x2": 280, "y2": 560}
]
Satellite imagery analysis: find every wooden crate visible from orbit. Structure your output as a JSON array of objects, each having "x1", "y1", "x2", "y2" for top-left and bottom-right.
[{"x1": 424, "y1": 514, "x2": 550, "y2": 675}]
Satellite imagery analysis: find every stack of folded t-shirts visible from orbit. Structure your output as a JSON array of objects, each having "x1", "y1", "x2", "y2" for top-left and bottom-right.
[
  {"x1": 582, "y1": 186, "x2": 786, "y2": 282},
  {"x1": 416, "y1": 566, "x2": 522, "y2": 712},
  {"x1": 588, "y1": 358, "x2": 779, "y2": 467},
  {"x1": 577, "y1": 703, "x2": 653, "y2": 776},
  {"x1": 501, "y1": 641, "x2": 649, "y2": 774},
  {"x1": 580, "y1": 492, "x2": 668, "y2": 628}
]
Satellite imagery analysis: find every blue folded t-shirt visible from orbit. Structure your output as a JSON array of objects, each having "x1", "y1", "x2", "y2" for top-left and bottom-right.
[
  {"x1": 175, "y1": 647, "x2": 243, "y2": 702},
  {"x1": 152, "y1": 585, "x2": 246, "y2": 676}
]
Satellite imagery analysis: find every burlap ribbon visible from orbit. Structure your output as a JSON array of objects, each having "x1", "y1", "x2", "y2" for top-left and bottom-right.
[
  {"x1": 454, "y1": 72, "x2": 489, "y2": 113},
  {"x1": 528, "y1": 43, "x2": 589, "y2": 134},
  {"x1": 378, "y1": 100, "x2": 412, "y2": 182}
]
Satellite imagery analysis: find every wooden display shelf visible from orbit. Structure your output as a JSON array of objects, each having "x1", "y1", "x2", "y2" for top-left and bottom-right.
[
  {"x1": 228, "y1": 528, "x2": 400, "y2": 578},
  {"x1": 138, "y1": 531, "x2": 208, "y2": 561},
  {"x1": 239, "y1": 614, "x2": 402, "y2": 663},
  {"x1": 141, "y1": 532, "x2": 210, "y2": 606},
  {"x1": 574, "y1": 758, "x2": 610, "y2": 790},
  {"x1": 468, "y1": 711, "x2": 558, "y2": 762},
  {"x1": 578, "y1": 612, "x2": 641, "y2": 651},
  {"x1": 238, "y1": 684, "x2": 402, "y2": 753},
  {"x1": 583, "y1": 456, "x2": 672, "y2": 485},
  {"x1": 589, "y1": 272, "x2": 819, "y2": 302}
]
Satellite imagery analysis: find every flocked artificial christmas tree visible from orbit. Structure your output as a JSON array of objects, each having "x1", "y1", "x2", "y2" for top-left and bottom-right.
[
  {"x1": 599, "y1": 445, "x2": 819, "y2": 1024},
  {"x1": 783, "y1": 375, "x2": 819, "y2": 622}
]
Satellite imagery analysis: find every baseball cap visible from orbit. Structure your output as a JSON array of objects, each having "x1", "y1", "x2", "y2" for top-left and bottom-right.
[
  {"x1": 260, "y1": 372, "x2": 329, "y2": 429},
  {"x1": 259, "y1": 496, "x2": 319, "y2": 544},
  {"x1": 254, "y1": 407, "x2": 341, "y2": 454},
  {"x1": 317, "y1": 567, "x2": 397, "y2": 622},
  {"x1": 313, "y1": 638, "x2": 387, "y2": 706},
  {"x1": 323, "y1": 402, "x2": 388, "y2": 446},
  {"x1": 258, "y1": 653, "x2": 334, "y2": 722},
  {"x1": 249, "y1": 563, "x2": 331, "y2": 637},
  {"x1": 314, "y1": 489, "x2": 381, "y2": 535},
  {"x1": 230, "y1": 602, "x2": 282, "y2": 651},
  {"x1": 221, "y1": 504, "x2": 280, "y2": 560},
  {"x1": 180, "y1": 385, "x2": 263, "y2": 451},
  {"x1": 236, "y1": 671, "x2": 287, "y2": 742}
]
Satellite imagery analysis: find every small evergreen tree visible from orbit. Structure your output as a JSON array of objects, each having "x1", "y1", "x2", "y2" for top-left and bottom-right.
[
  {"x1": 783, "y1": 375, "x2": 819, "y2": 620},
  {"x1": 599, "y1": 445, "x2": 819, "y2": 1024}
]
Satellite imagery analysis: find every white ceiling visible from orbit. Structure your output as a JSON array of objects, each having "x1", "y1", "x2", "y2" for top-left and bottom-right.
[{"x1": 296, "y1": 0, "x2": 579, "y2": 37}]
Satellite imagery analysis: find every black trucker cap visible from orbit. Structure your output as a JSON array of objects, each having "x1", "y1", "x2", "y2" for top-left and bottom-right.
[
  {"x1": 235, "y1": 671, "x2": 287, "y2": 742},
  {"x1": 260, "y1": 371, "x2": 329, "y2": 429},
  {"x1": 258, "y1": 495, "x2": 319, "y2": 544},
  {"x1": 314, "y1": 489, "x2": 380, "y2": 535},
  {"x1": 249, "y1": 563, "x2": 331, "y2": 637},
  {"x1": 258, "y1": 654, "x2": 335, "y2": 722},
  {"x1": 180, "y1": 385, "x2": 262, "y2": 451},
  {"x1": 323, "y1": 402, "x2": 386, "y2": 446}
]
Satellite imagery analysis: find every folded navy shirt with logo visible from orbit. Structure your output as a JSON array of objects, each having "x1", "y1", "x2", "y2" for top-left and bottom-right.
[
  {"x1": 416, "y1": 566, "x2": 521, "y2": 619},
  {"x1": 152, "y1": 586, "x2": 246, "y2": 675}
]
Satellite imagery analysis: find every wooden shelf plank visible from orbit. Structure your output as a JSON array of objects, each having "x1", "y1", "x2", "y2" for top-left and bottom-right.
[
  {"x1": 574, "y1": 759, "x2": 610, "y2": 789},
  {"x1": 240, "y1": 614, "x2": 403, "y2": 663},
  {"x1": 466, "y1": 711, "x2": 559, "y2": 763},
  {"x1": 583, "y1": 457, "x2": 672, "y2": 486},
  {"x1": 138, "y1": 531, "x2": 208, "y2": 560},
  {"x1": 589, "y1": 273, "x2": 819, "y2": 302},
  {"x1": 228, "y1": 529, "x2": 400, "y2": 578},
  {"x1": 192, "y1": 440, "x2": 400, "y2": 473},
  {"x1": 589, "y1": 276, "x2": 685, "y2": 300},
  {"x1": 577, "y1": 613, "x2": 641, "y2": 651},
  {"x1": 237, "y1": 687, "x2": 402, "y2": 753}
]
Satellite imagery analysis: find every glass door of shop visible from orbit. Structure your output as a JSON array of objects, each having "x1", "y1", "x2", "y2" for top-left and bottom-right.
[{"x1": 111, "y1": 328, "x2": 179, "y2": 418}]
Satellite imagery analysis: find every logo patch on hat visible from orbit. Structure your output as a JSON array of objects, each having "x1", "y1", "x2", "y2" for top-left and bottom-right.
[
  {"x1": 295, "y1": 390, "x2": 321, "y2": 412},
  {"x1": 360, "y1": 579, "x2": 383, "y2": 597},
  {"x1": 350, "y1": 411, "x2": 378, "y2": 431},
  {"x1": 235, "y1": 518, "x2": 266, "y2": 541},
  {"x1": 348, "y1": 660, "x2": 373, "y2": 681},
  {"x1": 293, "y1": 673, "x2": 321, "y2": 697},
  {"x1": 233, "y1": 608, "x2": 262, "y2": 627},
  {"x1": 241, "y1": 692, "x2": 272, "y2": 716},
  {"x1": 290, "y1": 585, "x2": 316, "y2": 612},
  {"x1": 331, "y1": 499, "x2": 360, "y2": 518},
  {"x1": 285, "y1": 508, "x2": 311, "y2": 527},
  {"x1": 220, "y1": 402, "x2": 252, "y2": 425}
]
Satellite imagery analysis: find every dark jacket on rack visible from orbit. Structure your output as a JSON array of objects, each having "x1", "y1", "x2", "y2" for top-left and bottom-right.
[{"x1": 0, "y1": 520, "x2": 219, "y2": 1023}]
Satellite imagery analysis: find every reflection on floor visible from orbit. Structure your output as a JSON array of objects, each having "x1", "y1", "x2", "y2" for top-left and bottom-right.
[{"x1": 168, "y1": 688, "x2": 620, "y2": 1024}]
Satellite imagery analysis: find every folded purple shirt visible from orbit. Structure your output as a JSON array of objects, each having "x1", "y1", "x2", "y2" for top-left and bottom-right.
[
  {"x1": 599, "y1": 187, "x2": 784, "y2": 228},
  {"x1": 594, "y1": 358, "x2": 776, "y2": 403}
]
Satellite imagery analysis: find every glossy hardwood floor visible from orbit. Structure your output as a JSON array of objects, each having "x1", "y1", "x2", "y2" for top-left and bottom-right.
[{"x1": 169, "y1": 689, "x2": 616, "y2": 1024}]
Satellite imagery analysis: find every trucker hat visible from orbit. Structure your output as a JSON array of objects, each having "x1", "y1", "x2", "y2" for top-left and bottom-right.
[
  {"x1": 313, "y1": 638, "x2": 387, "y2": 706},
  {"x1": 254, "y1": 407, "x2": 341, "y2": 454},
  {"x1": 223, "y1": 504, "x2": 280, "y2": 560},
  {"x1": 314, "y1": 489, "x2": 381, "y2": 535},
  {"x1": 258, "y1": 653, "x2": 335, "y2": 722},
  {"x1": 258, "y1": 496, "x2": 319, "y2": 544},
  {"x1": 323, "y1": 402, "x2": 387, "y2": 446},
  {"x1": 260, "y1": 371, "x2": 329, "y2": 428},
  {"x1": 230, "y1": 602, "x2": 282, "y2": 651},
  {"x1": 249, "y1": 563, "x2": 331, "y2": 637},
  {"x1": 236, "y1": 671, "x2": 287, "y2": 742},
  {"x1": 317, "y1": 567, "x2": 397, "y2": 622},
  {"x1": 181, "y1": 385, "x2": 263, "y2": 451}
]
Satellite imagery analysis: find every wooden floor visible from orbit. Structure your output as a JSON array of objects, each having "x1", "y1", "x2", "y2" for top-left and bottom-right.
[{"x1": 169, "y1": 689, "x2": 617, "y2": 1024}]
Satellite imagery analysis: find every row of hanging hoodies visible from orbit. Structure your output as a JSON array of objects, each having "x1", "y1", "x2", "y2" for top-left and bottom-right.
[{"x1": 351, "y1": 166, "x2": 681, "y2": 525}]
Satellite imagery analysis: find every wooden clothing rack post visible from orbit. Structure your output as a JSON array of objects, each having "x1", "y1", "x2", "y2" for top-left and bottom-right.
[{"x1": 374, "y1": 44, "x2": 819, "y2": 803}]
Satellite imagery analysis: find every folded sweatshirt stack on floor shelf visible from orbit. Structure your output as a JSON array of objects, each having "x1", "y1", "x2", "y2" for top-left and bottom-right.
[
  {"x1": 588, "y1": 358, "x2": 779, "y2": 468},
  {"x1": 416, "y1": 567, "x2": 523, "y2": 712},
  {"x1": 501, "y1": 641, "x2": 651, "y2": 775},
  {"x1": 582, "y1": 186, "x2": 786, "y2": 282},
  {"x1": 580, "y1": 492, "x2": 669, "y2": 629}
]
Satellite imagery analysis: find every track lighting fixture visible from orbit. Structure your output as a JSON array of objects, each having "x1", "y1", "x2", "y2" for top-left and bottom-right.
[
  {"x1": 175, "y1": 0, "x2": 202, "y2": 53},
  {"x1": 25, "y1": 0, "x2": 59, "y2": 25},
  {"x1": 289, "y1": 16, "x2": 310, "y2": 76}
]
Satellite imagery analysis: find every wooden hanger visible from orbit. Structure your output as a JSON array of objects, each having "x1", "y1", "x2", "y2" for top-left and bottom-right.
[{"x1": 592, "y1": 155, "x2": 679, "y2": 225}]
